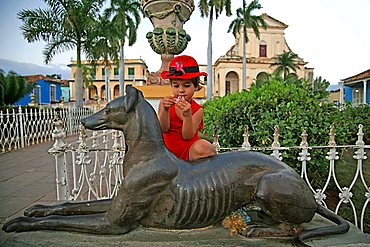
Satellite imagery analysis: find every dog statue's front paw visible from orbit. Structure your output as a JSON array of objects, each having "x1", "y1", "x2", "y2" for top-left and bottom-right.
[
  {"x1": 2, "y1": 216, "x2": 36, "y2": 232},
  {"x1": 24, "y1": 204, "x2": 54, "y2": 217}
]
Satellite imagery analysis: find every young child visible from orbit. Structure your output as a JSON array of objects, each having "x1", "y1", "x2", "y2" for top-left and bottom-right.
[{"x1": 158, "y1": 55, "x2": 217, "y2": 161}]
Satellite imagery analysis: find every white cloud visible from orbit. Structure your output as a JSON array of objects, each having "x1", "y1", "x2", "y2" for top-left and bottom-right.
[{"x1": 0, "y1": 58, "x2": 70, "y2": 79}]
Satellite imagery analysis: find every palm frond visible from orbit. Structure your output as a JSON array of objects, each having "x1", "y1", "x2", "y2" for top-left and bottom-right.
[
  {"x1": 198, "y1": 0, "x2": 209, "y2": 17},
  {"x1": 227, "y1": 7, "x2": 244, "y2": 37},
  {"x1": 18, "y1": 8, "x2": 64, "y2": 42},
  {"x1": 43, "y1": 39, "x2": 75, "y2": 64},
  {"x1": 106, "y1": 0, "x2": 141, "y2": 46},
  {"x1": 270, "y1": 51, "x2": 301, "y2": 79}
]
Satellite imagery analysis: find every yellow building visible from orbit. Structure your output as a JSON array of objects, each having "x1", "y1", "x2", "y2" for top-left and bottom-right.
[
  {"x1": 67, "y1": 58, "x2": 206, "y2": 108},
  {"x1": 68, "y1": 58, "x2": 149, "y2": 101},
  {"x1": 327, "y1": 85, "x2": 341, "y2": 105},
  {"x1": 213, "y1": 14, "x2": 314, "y2": 97}
]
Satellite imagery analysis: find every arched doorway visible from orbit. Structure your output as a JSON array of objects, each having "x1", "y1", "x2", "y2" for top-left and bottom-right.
[
  {"x1": 225, "y1": 71, "x2": 239, "y2": 95},
  {"x1": 113, "y1": 85, "x2": 120, "y2": 99},
  {"x1": 256, "y1": 72, "x2": 269, "y2": 88},
  {"x1": 89, "y1": 85, "x2": 98, "y2": 99},
  {"x1": 286, "y1": 73, "x2": 298, "y2": 81},
  {"x1": 101, "y1": 85, "x2": 106, "y2": 100}
]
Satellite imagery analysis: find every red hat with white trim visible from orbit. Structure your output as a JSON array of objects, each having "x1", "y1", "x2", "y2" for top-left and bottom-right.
[{"x1": 161, "y1": 55, "x2": 207, "y2": 80}]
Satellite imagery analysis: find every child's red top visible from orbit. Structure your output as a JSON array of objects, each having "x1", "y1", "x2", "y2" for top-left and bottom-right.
[{"x1": 163, "y1": 100, "x2": 204, "y2": 161}]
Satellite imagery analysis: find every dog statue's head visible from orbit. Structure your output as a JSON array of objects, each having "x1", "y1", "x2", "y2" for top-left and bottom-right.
[{"x1": 81, "y1": 85, "x2": 141, "y2": 131}]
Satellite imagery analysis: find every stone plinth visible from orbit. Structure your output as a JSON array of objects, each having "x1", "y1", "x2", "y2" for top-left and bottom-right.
[{"x1": 1, "y1": 215, "x2": 369, "y2": 247}]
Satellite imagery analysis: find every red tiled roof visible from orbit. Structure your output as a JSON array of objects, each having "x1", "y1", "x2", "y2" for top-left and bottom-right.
[
  {"x1": 343, "y1": 69, "x2": 370, "y2": 83},
  {"x1": 24, "y1": 75, "x2": 68, "y2": 85}
]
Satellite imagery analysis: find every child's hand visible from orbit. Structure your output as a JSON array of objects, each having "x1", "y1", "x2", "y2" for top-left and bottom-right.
[
  {"x1": 160, "y1": 96, "x2": 175, "y2": 111},
  {"x1": 176, "y1": 97, "x2": 192, "y2": 117}
]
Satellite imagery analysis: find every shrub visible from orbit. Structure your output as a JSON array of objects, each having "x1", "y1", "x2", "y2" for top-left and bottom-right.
[
  {"x1": 203, "y1": 78, "x2": 369, "y2": 185},
  {"x1": 203, "y1": 78, "x2": 370, "y2": 230}
]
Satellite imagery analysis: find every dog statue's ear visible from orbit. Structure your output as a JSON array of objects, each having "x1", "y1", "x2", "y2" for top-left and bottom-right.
[{"x1": 124, "y1": 85, "x2": 138, "y2": 112}]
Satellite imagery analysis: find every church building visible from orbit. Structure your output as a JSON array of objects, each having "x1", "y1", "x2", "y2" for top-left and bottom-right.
[{"x1": 212, "y1": 13, "x2": 314, "y2": 97}]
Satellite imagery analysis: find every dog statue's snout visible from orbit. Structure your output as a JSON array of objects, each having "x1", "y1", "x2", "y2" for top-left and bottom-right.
[
  {"x1": 79, "y1": 110, "x2": 107, "y2": 131},
  {"x1": 80, "y1": 117, "x2": 87, "y2": 126}
]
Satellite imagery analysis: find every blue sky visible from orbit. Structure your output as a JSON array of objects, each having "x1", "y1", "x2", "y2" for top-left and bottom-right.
[{"x1": 0, "y1": 0, "x2": 369, "y2": 84}]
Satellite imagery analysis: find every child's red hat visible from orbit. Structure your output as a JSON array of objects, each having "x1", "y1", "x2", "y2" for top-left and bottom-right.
[{"x1": 161, "y1": 55, "x2": 208, "y2": 80}]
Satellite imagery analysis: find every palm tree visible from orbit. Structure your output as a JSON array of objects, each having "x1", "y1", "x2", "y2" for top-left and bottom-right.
[
  {"x1": 104, "y1": 0, "x2": 141, "y2": 96},
  {"x1": 86, "y1": 15, "x2": 119, "y2": 102},
  {"x1": 270, "y1": 51, "x2": 300, "y2": 79},
  {"x1": 199, "y1": 0, "x2": 232, "y2": 100},
  {"x1": 228, "y1": 0, "x2": 266, "y2": 90},
  {"x1": 17, "y1": 0, "x2": 104, "y2": 108}
]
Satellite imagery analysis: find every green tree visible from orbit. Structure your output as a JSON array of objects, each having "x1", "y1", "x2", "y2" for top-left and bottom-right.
[
  {"x1": 308, "y1": 76, "x2": 330, "y2": 100},
  {"x1": 270, "y1": 50, "x2": 300, "y2": 79},
  {"x1": 0, "y1": 69, "x2": 34, "y2": 106},
  {"x1": 86, "y1": 15, "x2": 119, "y2": 101},
  {"x1": 104, "y1": 0, "x2": 141, "y2": 96},
  {"x1": 0, "y1": 69, "x2": 6, "y2": 103},
  {"x1": 45, "y1": 74, "x2": 62, "y2": 79},
  {"x1": 81, "y1": 65, "x2": 95, "y2": 101},
  {"x1": 228, "y1": 0, "x2": 266, "y2": 90},
  {"x1": 199, "y1": 0, "x2": 232, "y2": 100},
  {"x1": 17, "y1": 0, "x2": 104, "y2": 108}
]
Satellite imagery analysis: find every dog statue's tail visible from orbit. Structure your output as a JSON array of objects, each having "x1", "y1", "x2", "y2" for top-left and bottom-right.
[{"x1": 293, "y1": 204, "x2": 350, "y2": 247}]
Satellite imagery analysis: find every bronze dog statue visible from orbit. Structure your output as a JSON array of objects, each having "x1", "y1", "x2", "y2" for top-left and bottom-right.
[{"x1": 3, "y1": 85, "x2": 349, "y2": 246}]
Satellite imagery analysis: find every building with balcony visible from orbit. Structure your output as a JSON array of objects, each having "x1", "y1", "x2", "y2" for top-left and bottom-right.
[
  {"x1": 67, "y1": 58, "x2": 206, "y2": 109},
  {"x1": 67, "y1": 58, "x2": 149, "y2": 101}
]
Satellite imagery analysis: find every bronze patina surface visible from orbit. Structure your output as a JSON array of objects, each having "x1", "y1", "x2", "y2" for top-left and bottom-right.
[{"x1": 2, "y1": 86, "x2": 350, "y2": 247}]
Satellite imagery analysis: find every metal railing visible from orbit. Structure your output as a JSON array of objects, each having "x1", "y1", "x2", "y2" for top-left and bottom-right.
[
  {"x1": 48, "y1": 120, "x2": 369, "y2": 232},
  {"x1": 0, "y1": 105, "x2": 102, "y2": 153},
  {"x1": 49, "y1": 117, "x2": 125, "y2": 201},
  {"x1": 213, "y1": 124, "x2": 369, "y2": 233}
]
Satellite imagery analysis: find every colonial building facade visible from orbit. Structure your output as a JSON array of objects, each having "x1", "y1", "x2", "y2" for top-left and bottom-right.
[
  {"x1": 67, "y1": 58, "x2": 205, "y2": 108},
  {"x1": 212, "y1": 14, "x2": 314, "y2": 97},
  {"x1": 67, "y1": 58, "x2": 149, "y2": 101}
]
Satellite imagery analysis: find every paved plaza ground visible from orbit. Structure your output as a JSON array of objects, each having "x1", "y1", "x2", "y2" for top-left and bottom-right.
[{"x1": 0, "y1": 138, "x2": 369, "y2": 246}]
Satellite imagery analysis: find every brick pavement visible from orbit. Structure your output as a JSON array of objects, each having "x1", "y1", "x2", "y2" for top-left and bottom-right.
[{"x1": 0, "y1": 136, "x2": 79, "y2": 245}]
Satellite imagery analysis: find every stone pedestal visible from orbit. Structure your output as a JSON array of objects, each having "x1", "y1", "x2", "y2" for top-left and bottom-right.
[
  {"x1": 141, "y1": 0, "x2": 195, "y2": 85},
  {"x1": 2, "y1": 215, "x2": 370, "y2": 247}
]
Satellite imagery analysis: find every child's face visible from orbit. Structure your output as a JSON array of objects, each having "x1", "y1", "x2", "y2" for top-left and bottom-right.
[{"x1": 171, "y1": 79, "x2": 196, "y2": 101}]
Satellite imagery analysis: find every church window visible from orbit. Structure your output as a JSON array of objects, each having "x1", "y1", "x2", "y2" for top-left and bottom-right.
[{"x1": 259, "y1": 41, "x2": 267, "y2": 57}]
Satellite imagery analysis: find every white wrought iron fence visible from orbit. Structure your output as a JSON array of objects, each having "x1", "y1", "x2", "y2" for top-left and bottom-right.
[
  {"x1": 0, "y1": 105, "x2": 102, "y2": 153},
  {"x1": 49, "y1": 120, "x2": 369, "y2": 232},
  {"x1": 213, "y1": 124, "x2": 369, "y2": 233},
  {"x1": 49, "y1": 117, "x2": 125, "y2": 201}
]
